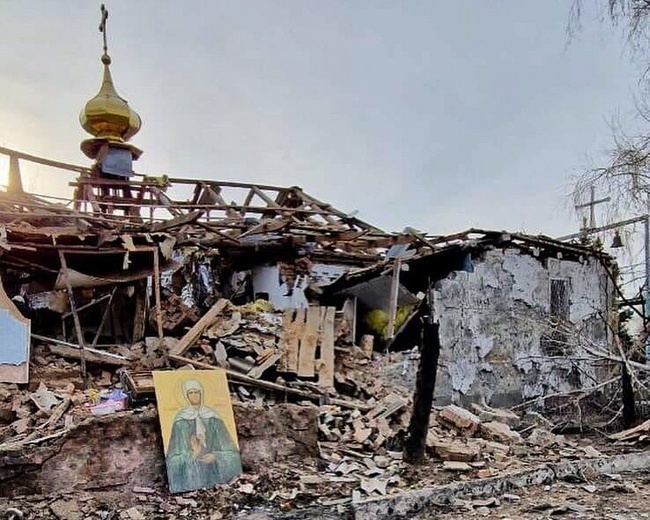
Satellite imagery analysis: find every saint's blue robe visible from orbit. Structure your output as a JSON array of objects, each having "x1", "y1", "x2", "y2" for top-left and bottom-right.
[{"x1": 166, "y1": 413, "x2": 242, "y2": 493}]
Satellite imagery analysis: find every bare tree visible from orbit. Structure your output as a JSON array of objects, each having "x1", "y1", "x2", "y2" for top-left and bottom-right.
[
  {"x1": 570, "y1": 0, "x2": 650, "y2": 46},
  {"x1": 571, "y1": 1, "x2": 650, "y2": 215},
  {"x1": 511, "y1": 312, "x2": 649, "y2": 429}
]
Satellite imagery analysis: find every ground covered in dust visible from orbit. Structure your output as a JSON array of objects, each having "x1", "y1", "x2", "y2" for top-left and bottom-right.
[
  {"x1": 415, "y1": 471, "x2": 650, "y2": 520},
  {"x1": 1, "y1": 470, "x2": 649, "y2": 519}
]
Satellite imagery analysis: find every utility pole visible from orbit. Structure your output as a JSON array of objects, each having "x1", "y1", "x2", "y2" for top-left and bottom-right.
[{"x1": 560, "y1": 185, "x2": 646, "y2": 296}]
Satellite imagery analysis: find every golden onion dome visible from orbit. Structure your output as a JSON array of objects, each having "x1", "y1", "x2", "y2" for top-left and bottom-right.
[{"x1": 80, "y1": 53, "x2": 141, "y2": 142}]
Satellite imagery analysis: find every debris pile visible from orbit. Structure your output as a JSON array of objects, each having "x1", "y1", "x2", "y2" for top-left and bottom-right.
[
  {"x1": 388, "y1": 402, "x2": 619, "y2": 491},
  {"x1": 168, "y1": 300, "x2": 281, "y2": 377},
  {"x1": 0, "y1": 150, "x2": 639, "y2": 517}
]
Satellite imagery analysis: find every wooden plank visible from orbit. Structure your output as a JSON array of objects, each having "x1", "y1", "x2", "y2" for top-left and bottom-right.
[
  {"x1": 58, "y1": 250, "x2": 88, "y2": 384},
  {"x1": 0, "y1": 145, "x2": 90, "y2": 174},
  {"x1": 152, "y1": 249, "x2": 164, "y2": 342},
  {"x1": 297, "y1": 307, "x2": 321, "y2": 377},
  {"x1": 278, "y1": 309, "x2": 295, "y2": 372},
  {"x1": 132, "y1": 280, "x2": 147, "y2": 343},
  {"x1": 277, "y1": 309, "x2": 292, "y2": 372},
  {"x1": 290, "y1": 308, "x2": 307, "y2": 373},
  {"x1": 386, "y1": 258, "x2": 401, "y2": 342},
  {"x1": 251, "y1": 186, "x2": 282, "y2": 208},
  {"x1": 61, "y1": 293, "x2": 112, "y2": 320},
  {"x1": 150, "y1": 211, "x2": 201, "y2": 232},
  {"x1": 91, "y1": 287, "x2": 117, "y2": 347},
  {"x1": 43, "y1": 341, "x2": 129, "y2": 367},
  {"x1": 169, "y1": 298, "x2": 229, "y2": 355},
  {"x1": 610, "y1": 419, "x2": 650, "y2": 441},
  {"x1": 240, "y1": 188, "x2": 255, "y2": 217},
  {"x1": 318, "y1": 307, "x2": 336, "y2": 389},
  {"x1": 278, "y1": 308, "x2": 306, "y2": 374}
]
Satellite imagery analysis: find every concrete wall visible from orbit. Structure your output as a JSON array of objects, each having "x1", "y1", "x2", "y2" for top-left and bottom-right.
[{"x1": 432, "y1": 248, "x2": 613, "y2": 407}]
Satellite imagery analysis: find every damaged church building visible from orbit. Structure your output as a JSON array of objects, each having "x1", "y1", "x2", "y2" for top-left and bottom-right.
[
  {"x1": 0, "y1": 7, "x2": 634, "y2": 517},
  {"x1": 325, "y1": 230, "x2": 616, "y2": 408},
  {"x1": 0, "y1": 177, "x2": 616, "y2": 409}
]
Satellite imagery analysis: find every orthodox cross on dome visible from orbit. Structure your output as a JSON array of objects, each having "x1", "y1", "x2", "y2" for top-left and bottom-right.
[
  {"x1": 80, "y1": 3, "x2": 142, "y2": 149},
  {"x1": 79, "y1": 2, "x2": 143, "y2": 200},
  {"x1": 99, "y1": 4, "x2": 109, "y2": 57}
]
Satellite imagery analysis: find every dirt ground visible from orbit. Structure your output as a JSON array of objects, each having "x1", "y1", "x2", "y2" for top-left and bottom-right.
[
  {"x1": 415, "y1": 471, "x2": 650, "y2": 520},
  {"x1": 0, "y1": 470, "x2": 648, "y2": 519}
]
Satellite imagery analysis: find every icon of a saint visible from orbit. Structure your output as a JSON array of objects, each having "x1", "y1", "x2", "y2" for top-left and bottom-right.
[{"x1": 166, "y1": 379, "x2": 242, "y2": 493}]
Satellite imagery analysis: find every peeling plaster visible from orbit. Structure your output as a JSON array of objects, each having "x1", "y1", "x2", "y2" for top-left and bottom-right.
[
  {"x1": 432, "y1": 249, "x2": 613, "y2": 407},
  {"x1": 481, "y1": 260, "x2": 501, "y2": 289},
  {"x1": 468, "y1": 313, "x2": 493, "y2": 358},
  {"x1": 502, "y1": 251, "x2": 546, "y2": 307},
  {"x1": 448, "y1": 358, "x2": 477, "y2": 396}
]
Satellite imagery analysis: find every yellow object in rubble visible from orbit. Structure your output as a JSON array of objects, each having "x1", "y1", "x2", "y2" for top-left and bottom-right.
[
  {"x1": 87, "y1": 388, "x2": 101, "y2": 405},
  {"x1": 364, "y1": 306, "x2": 414, "y2": 340}
]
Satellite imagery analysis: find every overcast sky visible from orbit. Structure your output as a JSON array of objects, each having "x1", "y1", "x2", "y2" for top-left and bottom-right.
[{"x1": 0, "y1": 1, "x2": 643, "y2": 237}]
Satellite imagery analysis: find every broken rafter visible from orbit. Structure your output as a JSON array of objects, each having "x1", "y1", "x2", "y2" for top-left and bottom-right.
[
  {"x1": 72, "y1": 175, "x2": 387, "y2": 236},
  {"x1": 1, "y1": 146, "x2": 385, "y2": 248},
  {"x1": 90, "y1": 287, "x2": 118, "y2": 347},
  {"x1": 58, "y1": 250, "x2": 88, "y2": 384},
  {"x1": 149, "y1": 211, "x2": 201, "y2": 232},
  {"x1": 32, "y1": 334, "x2": 129, "y2": 366},
  {"x1": 170, "y1": 298, "x2": 229, "y2": 356},
  {"x1": 239, "y1": 187, "x2": 256, "y2": 218},
  {"x1": 74, "y1": 200, "x2": 356, "y2": 217},
  {"x1": 294, "y1": 188, "x2": 384, "y2": 233},
  {"x1": 0, "y1": 146, "x2": 89, "y2": 175},
  {"x1": 61, "y1": 292, "x2": 112, "y2": 320}
]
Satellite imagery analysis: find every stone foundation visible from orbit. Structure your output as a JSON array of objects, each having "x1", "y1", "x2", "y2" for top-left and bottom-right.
[{"x1": 0, "y1": 402, "x2": 319, "y2": 496}]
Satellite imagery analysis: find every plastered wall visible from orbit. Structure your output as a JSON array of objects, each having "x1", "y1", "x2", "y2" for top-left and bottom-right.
[{"x1": 432, "y1": 248, "x2": 613, "y2": 406}]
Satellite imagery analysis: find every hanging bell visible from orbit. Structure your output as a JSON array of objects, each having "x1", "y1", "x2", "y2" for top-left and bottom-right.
[{"x1": 611, "y1": 230, "x2": 624, "y2": 248}]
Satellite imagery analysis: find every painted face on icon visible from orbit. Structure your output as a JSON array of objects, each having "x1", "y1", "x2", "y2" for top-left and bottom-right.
[{"x1": 186, "y1": 389, "x2": 202, "y2": 406}]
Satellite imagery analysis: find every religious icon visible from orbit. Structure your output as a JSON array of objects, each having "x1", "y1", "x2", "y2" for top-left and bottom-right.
[{"x1": 153, "y1": 370, "x2": 242, "y2": 493}]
